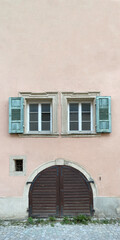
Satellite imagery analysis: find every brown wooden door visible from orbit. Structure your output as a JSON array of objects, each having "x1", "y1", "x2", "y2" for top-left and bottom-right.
[{"x1": 29, "y1": 166, "x2": 93, "y2": 217}]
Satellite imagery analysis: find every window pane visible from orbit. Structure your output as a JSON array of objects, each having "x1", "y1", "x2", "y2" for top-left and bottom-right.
[
  {"x1": 99, "y1": 109, "x2": 108, "y2": 120},
  {"x1": 29, "y1": 104, "x2": 38, "y2": 131},
  {"x1": 42, "y1": 104, "x2": 50, "y2": 113},
  {"x1": 42, "y1": 122, "x2": 50, "y2": 131},
  {"x1": 70, "y1": 122, "x2": 78, "y2": 131},
  {"x1": 41, "y1": 104, "x2": 51, "y2": 131},
  {"x1": 70, "y1": 113, "x2": 78, "y2": 121},
  {"x1": 82, "y1": 113, "x2": 90, "y2": 121},
  {"x1": 70, "y1": 103, "x2": 78, "y2": 112},
  {"x1": 82, "y1": 103, "x2": 90, "y2": 112},
  {"x1": 82, "y1": 122, "x2": 91, "y2": 130},
  {"x1": 82, "y1": 103, "x2": 91, "y2": 131},
  {"x1": 42, "y1": 113, "x2": 50, "y2": 121},
  {"x1": 30, "y1": 122, "x2": 38, "y2": 131},
  {"x1": 30, "y1": 113, "x2": 38, "y2": 121},
  {"x1": 29, "y1": 104, "x2": 38, "y2": 112}
]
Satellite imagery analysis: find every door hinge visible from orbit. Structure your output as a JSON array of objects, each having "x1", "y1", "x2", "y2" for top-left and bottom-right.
[
  {"x1": 87, "y1": 179, "x2": 94, "y2": 184},
  {"x1": 26, "y1": 181, "x2": 33, "y2": 185},
  {"x1": 90, "y1": 207, "x2": 95, "y2": 216},
  {"x1": 56, "y1": 205, "x2": 59, "y2": 216},
  {"x1": 61, "y1": 205, "x2": 63, "y2": 217}
]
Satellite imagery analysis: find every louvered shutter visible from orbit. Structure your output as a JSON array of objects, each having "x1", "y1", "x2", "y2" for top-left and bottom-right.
[
  {"x1": 9, "y1": 97, "x2": 24, "y2": 133},
  {"x1": 96, "y1": 96, "x2": 111, "y2": 133}
]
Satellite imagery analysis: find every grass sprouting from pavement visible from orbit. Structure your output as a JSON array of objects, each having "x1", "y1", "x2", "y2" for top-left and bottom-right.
[{"x1": 0, "y1": 215, "x2": 120, "y2": 227}]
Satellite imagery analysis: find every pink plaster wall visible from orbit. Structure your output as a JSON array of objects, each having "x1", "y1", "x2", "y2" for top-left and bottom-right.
[{"x1": 0, "y1": 0, "x2": 120, "y2": 197}]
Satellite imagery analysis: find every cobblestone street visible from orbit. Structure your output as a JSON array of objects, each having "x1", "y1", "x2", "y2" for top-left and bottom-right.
[{"x1": 0, "y1": 223, "x2": 120, "y2": 240}]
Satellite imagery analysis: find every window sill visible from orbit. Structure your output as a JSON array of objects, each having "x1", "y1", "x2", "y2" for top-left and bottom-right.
[
  {"x1": 18, "y1": 133, "x2": 59, "y2": 138},
  {"x1": 10, "y1": 171, "x2": 26, "y2": 176},
  {"x1": 61, "y1": 132, "x2": 101, "y2": 138}
]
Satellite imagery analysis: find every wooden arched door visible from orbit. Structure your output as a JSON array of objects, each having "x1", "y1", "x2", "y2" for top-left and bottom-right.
[{"x1": 29, "y1": 166, "x2": 93, "y2": 217}]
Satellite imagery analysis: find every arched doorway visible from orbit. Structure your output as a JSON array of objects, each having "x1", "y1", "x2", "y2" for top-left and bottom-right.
[{"x1": 29, "y1": 165, "x2": 93, "y2": 217}]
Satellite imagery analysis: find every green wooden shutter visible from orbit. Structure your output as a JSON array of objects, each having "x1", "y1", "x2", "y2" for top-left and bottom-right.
[
  {"x1": 96, "y1": 96, "x2": 111, "y2": 133},
  {"x1": 9, "y1": 97, "x2": 24, "y2": 133}
]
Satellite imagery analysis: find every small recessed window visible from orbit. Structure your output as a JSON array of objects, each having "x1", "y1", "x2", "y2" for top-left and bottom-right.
[
  {"x1": 9, "y1": 155, "x2": 26, "y2": 176},
  {"x1": 15, "y1": 159, "x2": 23, "y2": 172}
]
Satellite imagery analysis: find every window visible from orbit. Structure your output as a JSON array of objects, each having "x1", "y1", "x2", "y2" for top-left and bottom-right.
[
  {"x1": 61, "y1": 92, "x2": 99, "y2": 135},
  {"x1": 9, "y1": 156, "x2": 26, "y2": 176},
  {"x1": 28, "y1": 103, "x2": 52, "y2": 133},
  {"x1": 9, "y1": 92, "x2": 58, "y2": 135},
  {"x1": 23, "y1": 92, "x2": 58, "y2": 135},
  {"x1": 69, "y1": 102, "x2": 92, "y2": 132}
]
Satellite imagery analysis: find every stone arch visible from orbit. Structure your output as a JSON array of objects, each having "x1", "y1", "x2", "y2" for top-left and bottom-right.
[{"x1": 23, "y1": 159, "x2": 97, "y2": 214}]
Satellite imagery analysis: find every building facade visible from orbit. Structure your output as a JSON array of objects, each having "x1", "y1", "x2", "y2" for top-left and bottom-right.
[{"x1": 0, "y1": 0, "x2": 120, "y2": 219}]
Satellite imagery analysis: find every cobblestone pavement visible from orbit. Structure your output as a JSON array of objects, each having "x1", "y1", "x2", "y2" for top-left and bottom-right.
[{"x1": 0, "y1": 223, "x2": 120, "y2": 240}]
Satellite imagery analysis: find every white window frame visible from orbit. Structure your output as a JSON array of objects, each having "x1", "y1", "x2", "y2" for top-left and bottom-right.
[
  {"x1": 61, "y1": 92, "x2": 100, "y2": 135},
  {"x1": 68, "y1": 101, "x2": 93, "y2": 133},
  {"x1": 27, "y1": 102, "x2": 52, "y2": 134},
  {"x1": 19, "y1": 92, "x2": 58, "y2": 135}
]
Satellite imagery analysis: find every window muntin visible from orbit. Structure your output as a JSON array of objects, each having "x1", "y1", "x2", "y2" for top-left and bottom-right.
[
  {"x1": 28, "y1": 103, "x2": 51, "y2": 133},
  {"x1": 69, "y1": 102, "x2": 92, "y2": 132}
]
